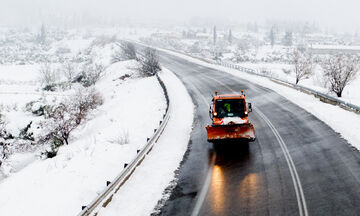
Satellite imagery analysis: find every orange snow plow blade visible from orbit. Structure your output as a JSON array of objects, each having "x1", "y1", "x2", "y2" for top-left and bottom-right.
[{"x1": 206, "y1": 123, "x2": 256, "y2": 142}]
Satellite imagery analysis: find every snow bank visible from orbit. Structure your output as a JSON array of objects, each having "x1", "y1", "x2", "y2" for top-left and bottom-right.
[
  {"x1": 96, "y1": 68, "x2": 194, "y2": 216},
  {"x1": 0, "y1": 60, "x2": 166, "y2": 216},
  {"x1": 159, "y1": 48, "x2": 360, "y2": 151},
  {"x1": 223, "y1": 117, "x2": 247, "y2": 124}
]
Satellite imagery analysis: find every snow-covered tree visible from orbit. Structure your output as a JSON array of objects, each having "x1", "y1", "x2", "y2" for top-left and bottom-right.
[
  {"x1": 292, "y1": 49, "x2": 313, "y2": 84},
  {"x1": 40, "y1": 87, "x2": 103, "y2": 154},
  {"x1": 112, "y1": 42, "x2": 137, "y2": 63},
  {"x1": 213, "y1": 26, "x2": 217, "y2": 45},
  {"x1": 321, "y1": 54, "x2": 359, "y2": 97},
  {"x1": 37, "y1": 24, "x2": 47, "y2": 45},
  {"x1": 269, "y1": 27, "x2": 276, "y2": 47},
  {"x1": 137, "y1": 47, "x2": 161, "y2": 77},
  {"x1": 228, "y1": 29, "x2": 233, "y2": 44},
  {"x1": 282, "y1": 31, "x2": 293, "y2": 46}
]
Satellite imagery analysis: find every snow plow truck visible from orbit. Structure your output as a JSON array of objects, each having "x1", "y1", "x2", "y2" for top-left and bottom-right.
[{"x1": 206, "y1": 91, "x2": 256, "y2": 143}]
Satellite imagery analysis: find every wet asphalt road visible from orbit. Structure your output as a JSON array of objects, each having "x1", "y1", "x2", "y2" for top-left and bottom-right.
[{"x1": 154, "y1": 51, "x2": 360, "y2": 216}]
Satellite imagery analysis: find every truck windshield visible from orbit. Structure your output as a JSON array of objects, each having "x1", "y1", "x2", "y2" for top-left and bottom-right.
[{"x1": 215, "y1": 99, "x2": 246, "y2": 118}]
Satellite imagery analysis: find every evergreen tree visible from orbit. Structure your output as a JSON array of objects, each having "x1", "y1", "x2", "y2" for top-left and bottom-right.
[
  {"x1": 213, "y1": 25, "x2": 217, "y2": 45},
  {"x1": 228, "y1": 29, "x2": 233, "y2": 44},
  {"x1": 269, "y1": 26, "x2": 276, "y2": 47},
  {"x1": 38, "y1": 24, "x2": 47, "y2": 45},
  {"x1": 282, "y1": 31, "x2": 293, "y2": 46}
]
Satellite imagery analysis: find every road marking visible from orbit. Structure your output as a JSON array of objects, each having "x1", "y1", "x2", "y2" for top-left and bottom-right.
[
  {"x1": 256, "y1": 108, "x2": 308, "y2": 216},
  {"x1": 201, "y1": 74, "x2": 308, "y2": 216},
  {"x1": 191, "y1": 153, "x2": 216, "y2": 216}
]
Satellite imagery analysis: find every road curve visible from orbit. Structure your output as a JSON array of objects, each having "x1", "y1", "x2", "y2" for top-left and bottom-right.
[{"x1": 154, "y1": 51, "x2": 360, "y2": 216}]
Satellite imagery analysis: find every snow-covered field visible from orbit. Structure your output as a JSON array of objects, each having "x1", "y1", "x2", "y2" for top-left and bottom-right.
[
  {"x1": 0, "y1": 59, "x2": 167, "y2": 216},
  {"x1": 158, "y1": 48, "x2": 360, "y2": 151}
]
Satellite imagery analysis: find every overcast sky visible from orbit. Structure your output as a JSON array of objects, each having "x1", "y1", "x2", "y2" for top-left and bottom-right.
[{"x1": 1, "y1": 0, "x2": 359, "y2": 32}]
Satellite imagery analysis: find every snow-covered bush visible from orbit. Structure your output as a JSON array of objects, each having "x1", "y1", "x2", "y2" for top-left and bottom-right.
[
  {"x1": 0, "y1": 113, "x2": 12, "y2": 141},
  {"x1": 76, "y1": 63, "x2": 105, "y2": 87},
  {"x1": 40, "y1": 87, "x2": 103, "y2": 157},
  {"x1": 0, "y1": 113, "x2": 10, "y2": 167},
  {"x1": 109, "y1": 130, "x2": 130, "y2": 145},
  {"x1": 137, "y1": 47, "x2": 161, "y2": 77},
  {"x1": 260, "y1": 67, "x2": 273, "y2": 77},
  {"x1": 25, "y1": 101, "x2": 50, "y2": 116},
  {"x1": 112, "y1": 42, "x2": 137, "y2": 63},
  {"x1": 19, "y1": 121, "x2": 35, "y2": 141},
  {"x1": 321, "y1": 54, "x2": 359, "y2": 97}
]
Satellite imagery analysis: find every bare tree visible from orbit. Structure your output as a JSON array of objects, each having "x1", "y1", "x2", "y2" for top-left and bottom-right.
[
  {"x1": 39, "y1": 63, "x2": 57, "y2": 86},
  {"x1": 292, "y1": 49, "x2": 313, "y2": 84},
  {"x1": 62, "y1": 60, "x2": 77, "y2": 82},
  {"x1": 321, "y1": 54, "x2": 359, "y2": 97},
  {"x1": 40, "y1": 87, "x2": 103, "y2": 154},
  {"x1": 137, "y1": 48, "x2": 161, "y2": 77},
  {"x1": 112, "y1": 42, "x2": 137, "y2": 63}
]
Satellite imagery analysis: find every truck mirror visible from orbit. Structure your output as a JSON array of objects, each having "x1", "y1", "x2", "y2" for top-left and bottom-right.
[{"x1": 248, "y1": 103, "x2": 252, "y2": 112}]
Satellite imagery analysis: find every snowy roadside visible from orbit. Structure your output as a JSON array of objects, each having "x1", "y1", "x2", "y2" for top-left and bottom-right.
[
  {"x1": 0, "y1": 60, "x2": 167, "y2": 216},
  {"x1": 96, "y1": 67, "x2": 194, "y2": 216},
  {"x1": 156, "y1": 48, "x2": 360, "y2": 151},
  {"x1": 232, "y1": 61, "x2": 360, "y2": 106}
]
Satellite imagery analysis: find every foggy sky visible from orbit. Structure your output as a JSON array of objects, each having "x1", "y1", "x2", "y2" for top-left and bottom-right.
[{"x1": 1, "y1": 0, "x2": 360, "y2": 32}]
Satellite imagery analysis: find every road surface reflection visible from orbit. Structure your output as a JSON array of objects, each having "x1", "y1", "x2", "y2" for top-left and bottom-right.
[{"x1": 206, "y1": 143, "x2": 265, "y2": 215}]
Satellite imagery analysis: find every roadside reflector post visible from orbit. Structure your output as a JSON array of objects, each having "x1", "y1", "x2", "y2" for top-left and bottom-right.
[
  {"x1": 147, "y1": 137, "x2": 150, "y2": 142},
  {"x1": 124, "y1": 163, "x2": 128, "y2": 168},
  {"x1": 106, "y1": 181, "x2": 111, "y2": 186},
  {"x1": 137, "y1": 149, "x2": 140, "y2": 154}
]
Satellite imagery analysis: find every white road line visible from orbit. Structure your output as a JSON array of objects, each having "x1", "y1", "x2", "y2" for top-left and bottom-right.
[
  {"x1": 256, "y1": 108, "x2": 308, "y2": 216},
  {"x1": 202, "y1": 74, "x2": 308, "y2": 216},
  {"x1": 191, "y1": 153, "x2": 216, "y2": 216}
]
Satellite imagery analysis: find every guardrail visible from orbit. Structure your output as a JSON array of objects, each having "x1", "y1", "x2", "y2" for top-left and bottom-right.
[
  {"x1": 216, "y1": 60, "x2": 360, "y2": 114},
  {"x1": 78, "y1": 73, "x2": 171, "y2": 216},
  {"x1": 132, "y1": 38, "x2": 360, "y2": 115}
]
